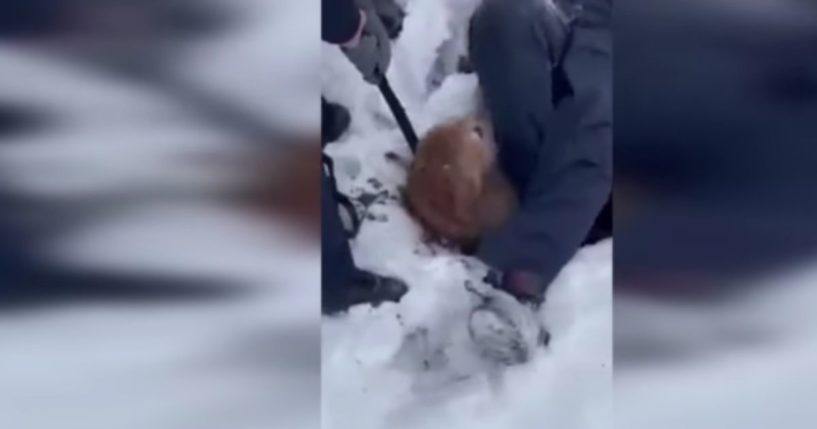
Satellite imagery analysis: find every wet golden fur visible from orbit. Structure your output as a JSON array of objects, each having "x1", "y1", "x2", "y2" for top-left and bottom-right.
[{"x1": 405, "y1": 118, "x2": 517, "y2": 251}]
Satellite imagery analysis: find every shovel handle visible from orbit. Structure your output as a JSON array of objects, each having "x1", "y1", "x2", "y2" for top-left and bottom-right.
[{"x1": 378, "y1": 76, "x2": 419, "y2": 152}]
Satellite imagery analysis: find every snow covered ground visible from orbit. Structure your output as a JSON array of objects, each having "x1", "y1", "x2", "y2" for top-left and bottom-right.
[{"x1": 321, "y1": 1, "x2": 612, "y2": 428}]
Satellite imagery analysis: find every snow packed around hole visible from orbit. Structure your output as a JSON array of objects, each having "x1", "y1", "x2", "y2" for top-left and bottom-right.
[{"x1": 321, "y1": 0, "x2": 612, "y2": 428}]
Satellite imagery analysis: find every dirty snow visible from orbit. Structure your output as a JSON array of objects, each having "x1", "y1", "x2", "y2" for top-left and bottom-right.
[{"x1": 321, "y1": 1, "x2": 612, "y2": 428}]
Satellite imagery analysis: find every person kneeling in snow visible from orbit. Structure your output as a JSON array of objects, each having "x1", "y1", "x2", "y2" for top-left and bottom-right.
[
  {"x1": 321, "y1": 0, "x2": 612, "y2": 340},
  {"x1": 465, "y1": 0, "x2": 611, "y2": 313}
]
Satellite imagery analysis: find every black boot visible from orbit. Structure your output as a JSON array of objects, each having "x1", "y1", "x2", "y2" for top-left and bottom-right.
[
  {"x1": 324, "y1": 269, "x2": 409, "y2": 315},
  {"x1": 348, "y1": 269, "x2": 408, "y2": 307}
]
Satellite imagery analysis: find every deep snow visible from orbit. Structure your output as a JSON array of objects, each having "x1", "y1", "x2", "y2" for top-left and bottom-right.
[
  {"x1": 321, "y1": 1, "x2": 612, "y2": 428},
  {"x1": 0, "y1": 1, "x2": 613, "y2": 429}
]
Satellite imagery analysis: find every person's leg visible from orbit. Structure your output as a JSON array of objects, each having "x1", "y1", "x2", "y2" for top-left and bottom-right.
[
  {"x1": 321, "y1": 159, "x2": 409, "y2": 315},
  {"x1": 321, "y1": 170, "x2": 360, "y2": 314},
  {"x1": 320, "y1": 97, "x2": 358, "y2": 313},
  {"x1": 468, "y1": 0, "x2": 568, "y2": 192}
]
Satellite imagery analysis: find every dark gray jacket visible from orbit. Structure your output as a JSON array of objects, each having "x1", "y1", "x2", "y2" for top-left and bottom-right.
[{"x1": 477, "y1": 0, "x2": 612, "y2": 288}]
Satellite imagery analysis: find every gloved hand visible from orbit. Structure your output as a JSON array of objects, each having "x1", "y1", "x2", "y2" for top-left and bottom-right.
[
  {"x1": 483, "y1": 268, "x2": 548, "y2": 308},
  {"x1": 466, "y1": 280, "x2": 549, "y2": 366},
  {"x1": 342, "y1": 0, "x2": 392, "y2": 85}
]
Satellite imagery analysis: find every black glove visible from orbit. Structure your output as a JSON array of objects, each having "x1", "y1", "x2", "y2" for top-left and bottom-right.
[
  {"x1": 483, "y1": 268, "x2": 547, "y2": 308},
  {"x1": 346, "y1": 269, "x2": 409, "y2": 310},
  {"x1": 342, "y1": 0, "x2": 392, "y2": 85}
]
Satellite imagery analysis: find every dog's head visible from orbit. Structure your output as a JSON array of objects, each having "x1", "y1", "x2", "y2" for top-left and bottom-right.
[{"x1": 405, "y1": 118, "x2": 496, "y2": 248}]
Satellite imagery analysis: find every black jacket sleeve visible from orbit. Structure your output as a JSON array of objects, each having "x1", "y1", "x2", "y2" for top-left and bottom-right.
[
  {"x1": 322, "y1": 0, "x2": 362, "y2": 45},
  {"x1": 477, "y1": 0, "x2": 612, "y2": 287}
]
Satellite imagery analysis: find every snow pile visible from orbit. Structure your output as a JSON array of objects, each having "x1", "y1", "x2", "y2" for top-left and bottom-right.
[{"x1": 321, "y1": 0, "x2": 612, "y2": 428}]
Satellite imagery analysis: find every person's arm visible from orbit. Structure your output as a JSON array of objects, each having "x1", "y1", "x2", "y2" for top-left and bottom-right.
[
  {"x1": 322, "y1": 0, "x2": 363, "y2": 45},
  {"x1": 478, "y1": 0, "x2": 612, "y2": 302},
  {"x1": 478, "y1": 121, "x2": 611, "y2": 300}
]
